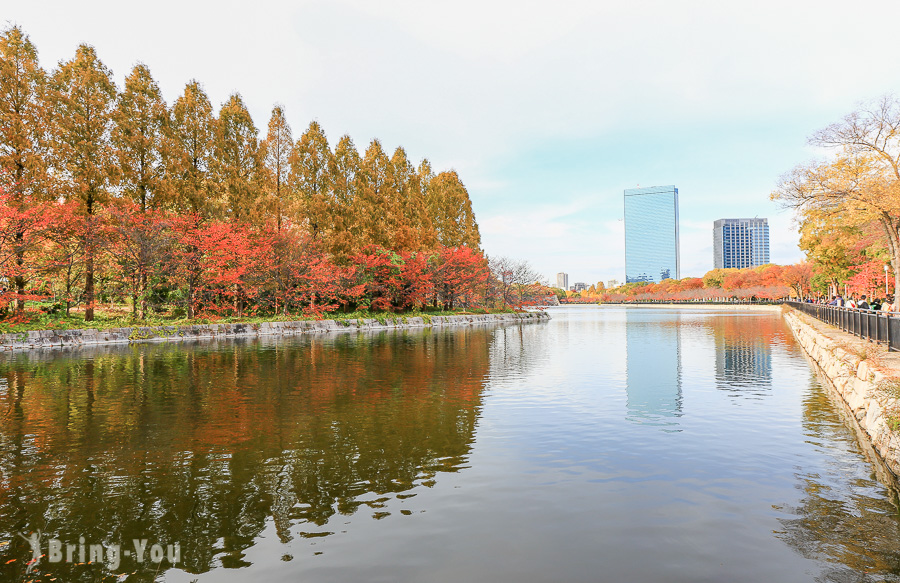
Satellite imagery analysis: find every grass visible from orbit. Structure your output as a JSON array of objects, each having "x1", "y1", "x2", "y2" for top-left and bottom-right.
[{"x1": 0, "y1": 303, "x2": 517, "y2": 335}]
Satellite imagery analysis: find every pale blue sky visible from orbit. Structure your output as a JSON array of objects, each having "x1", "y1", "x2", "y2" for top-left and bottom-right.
[{"x1": 6, "y1": 0, "x2": 900, "y2": 284}]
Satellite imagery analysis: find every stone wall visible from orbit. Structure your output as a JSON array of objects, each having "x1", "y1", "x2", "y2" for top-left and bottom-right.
[
  {"x1": 783, "y1": 308, "x2": 900, "y2": 477},
  {"x1": 0, "y1": 312, "x2": 549, "y2": 352}
]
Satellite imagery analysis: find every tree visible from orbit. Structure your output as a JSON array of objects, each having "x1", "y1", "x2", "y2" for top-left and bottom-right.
[
  {"x1": 773, "y1": 95, "x2": 900, "y2": 294},
  {"x1": 328, "y1": 135, "x2": 361, "y2": 259},
  {"x1": 107, "y1": 204, "x2": 173, "y2": 318},
  {"x1": 358, "y1": 139, "x2": 393, "y2": 249},
  {"x1": 290, "y1": 121, "x2": 332, "y2": 239},
  {"x1": 213, "y1": 93, "x2": 262, "y2": 223},
  {"x1": 389, "y1": 147, "x2": 434, "y2": 252},
  {"x1": 262, "y1": 105, "x2": 293, "y2": 231},
  {"x1": 167, "y1": 80, "x2": 217, "y2": 216},
  {"x1": 782, "y1": 262, "x2": 814, "y2": 298},
  {"x1": 0, "y1": 25, "x2": 51, "y2": 315},
  {"x1": 426, "y1": 170, "x2": 481, "y2": 249},
  {"x1": 112, "y1": 64, "x2": 167, "y2": 212},
  {"x1": 49, "y1": 44, "x2": 118, "y2": 321}
]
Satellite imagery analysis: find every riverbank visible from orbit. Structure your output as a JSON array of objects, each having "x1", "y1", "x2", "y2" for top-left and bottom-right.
[
  {"x1": 0, "y1": 312, "x2": 549, "y2": 352},
  {"x1": 783, "y1": 307, "x2": 900, "y2": 477}
]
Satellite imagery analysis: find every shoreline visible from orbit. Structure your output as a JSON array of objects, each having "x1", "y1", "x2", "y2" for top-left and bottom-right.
[
  {"x1": 0, "y1": 312, "x2": 549, "y2": 352},
  {"x1": 782, "y1": 307, "x2": 900, "y2": 478}
]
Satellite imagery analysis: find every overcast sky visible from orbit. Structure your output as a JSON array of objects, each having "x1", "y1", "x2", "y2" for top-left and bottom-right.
[{"x1": 5, "y1": 0, "x2": 900, "y2": 284}]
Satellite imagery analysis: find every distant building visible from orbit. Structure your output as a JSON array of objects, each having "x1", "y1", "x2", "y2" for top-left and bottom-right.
[
  {"x1": 624, "y1": 185, "x2": 680, "y2": 283},
  {"x1": 607, "y1": 279, "x2": 620, "y2": 289},
  {"x1": 574, "y1": 282, "x2": 587, "y2": 292},
  {"x1": 713, "y1": 218, "x2": 769, "y2": 269},
  {"x1": 556, "y1": 272, "x2": 569, "y2": 290}
]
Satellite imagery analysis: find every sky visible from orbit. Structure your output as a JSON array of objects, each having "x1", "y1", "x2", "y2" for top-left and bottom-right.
[{"x1": 5, "y1": 0, "x2": 900, "y2": 285}]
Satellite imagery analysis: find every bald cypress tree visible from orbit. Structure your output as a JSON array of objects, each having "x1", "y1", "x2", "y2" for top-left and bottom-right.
[
  {"x1": 328, "y1": 134, "x2": 361, "y2": 259},
  {"x1": 113, "y1": 64, "x2": 167, "y2": 212},
  {"x1": 213, "y1": 93, "x2": 262, "y2": 223},
  {"x1": 263, "y1": 105, "x2": 293, "y2": 231},
  {"x1": 426, "y1": 170, "x2": 481, "y2": 249},
  {"x1": 166, "y1": 80, "x2": 217, "y2": 216},
  {"x1": 290, "y1": 121, "x2": 332, "y2": 239},
  {"x1": 49, "y1": 44, "x2": 118, "y2": 321},
  {"x1": 0, "y1": 25, "x2": 51, "y2": 315}
]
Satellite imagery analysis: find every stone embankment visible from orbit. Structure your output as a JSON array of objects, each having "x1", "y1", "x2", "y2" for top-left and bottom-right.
[
  {"x1": 0, "y1": 312, "x2": 549, "y2": 352},
  {"x1": 783, "y1": 308, "x2": 900, "y2": 477}
]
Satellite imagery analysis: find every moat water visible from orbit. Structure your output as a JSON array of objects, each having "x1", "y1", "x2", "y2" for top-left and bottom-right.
[{"x1": 1, "y1": 306, "x2": 899, "y2": 582}]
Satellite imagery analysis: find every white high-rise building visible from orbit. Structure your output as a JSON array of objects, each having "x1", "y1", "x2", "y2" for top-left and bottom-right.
[
  {"x1": 556, "y1": 272, "x2": 569, "y2": 290},
  {"x1": 713, "y1": 218, "x2": 770, "y2": 269}
]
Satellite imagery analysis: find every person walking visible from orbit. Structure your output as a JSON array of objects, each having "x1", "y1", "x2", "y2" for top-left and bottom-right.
[{"x1": 858, "y1": 295, "x2": 871, "y2": 310}]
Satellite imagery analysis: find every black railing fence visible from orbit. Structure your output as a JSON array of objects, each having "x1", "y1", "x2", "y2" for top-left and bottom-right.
[{"x1": 786, "y1": 301, "x2": 900, "y2": 352}]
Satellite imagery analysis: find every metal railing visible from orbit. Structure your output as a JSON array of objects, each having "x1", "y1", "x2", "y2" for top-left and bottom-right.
[{"x1": 786, "y1": 301, "x2": 900, "y2": 352}]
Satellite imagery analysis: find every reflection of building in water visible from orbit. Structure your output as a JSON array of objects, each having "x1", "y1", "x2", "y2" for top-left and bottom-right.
[
  {"x1": 713, "y1": 317, "x2": 773, "y2": 398},
  {"x1": 625, "y1": 312, "x2": 682, "y2": 427}
]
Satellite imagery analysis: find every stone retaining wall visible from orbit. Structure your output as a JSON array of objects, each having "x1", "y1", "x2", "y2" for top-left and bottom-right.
[
  {"x1": 783, "y1": 308, "x2": 900, "y2": 476},
  {"x1": 0, "y1": 312, "x2": 549, "y2": 352}
]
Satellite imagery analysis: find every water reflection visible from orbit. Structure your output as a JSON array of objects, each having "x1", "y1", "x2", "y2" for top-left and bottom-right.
[
  {"x1": 712, "y1": 316, "x2": 774, "y2": 398},
  {"x1": 775, "y1": 370, "x2": 900, "y2": 582},
  {"x1": 0, "y1": 328, "x2": 491, "y2": 581},
  {"x1": 625, "y1": 311, "x2": 682, "y2": 428}
]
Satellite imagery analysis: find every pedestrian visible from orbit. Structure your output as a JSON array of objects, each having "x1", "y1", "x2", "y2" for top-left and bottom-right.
[{"x1": 858, "y1": 295, "x2": 871, "y2": 310}]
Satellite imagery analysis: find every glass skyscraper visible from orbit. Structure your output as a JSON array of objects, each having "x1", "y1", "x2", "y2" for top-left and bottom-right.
[
  {"x1": 624, "y1": 185, "x2": 680, "y2": 283},
  {"x1": 713, "y1": 218, "x2": 769, "y2": 269}
]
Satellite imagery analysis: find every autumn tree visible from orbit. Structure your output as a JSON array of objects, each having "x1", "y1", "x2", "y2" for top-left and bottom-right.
[
  {"x1": 167, "y1": 80, "x2": 217, "y2": 216},
  {"x1": 213, "y1": 93, "x2": 262, "y2": 223},
  {"x1": 426, "y1": 170, "x2": 481, "y2": 249},
  {"x1": 773, "y1": 95, "x2": 900, "y2": 293},
  {"x1": 390, "y1": 147, "x2": 434, "y2": 252},
  {"x1": 328, "y1": 134, "x2": 362, "y2": 259},
  {"x1": 358, "y1": 139, "x2": 394, "y2": 249},
  {"x1": 290, "y1": 121, "x2": 332, "y2": 239},
  {"x1": 0, "y1": 25, "x2": 51, "y2": 315},
  {"x1": 112, "y1": 64, "x2": 167, "y2": 211},
  {"x1": 49, "y1": 44, "x2": 118, "y2": 321},
  {"x1": 262, "y1": 105, "x2": 293, "y2": 231}
]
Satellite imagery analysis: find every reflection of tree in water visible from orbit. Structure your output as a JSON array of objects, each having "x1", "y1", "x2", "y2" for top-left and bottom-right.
[
  {"x1": 774, "y1": 374, "x2": 900, "y2": 582},
  {"x1": 487, "y1": 320, "x2": 551, "y2": 381},
  {"x1": 0, "y1": 327, "x2": 491, "y2": 580},
  {"x1": 708, "y1": 316, "x2": 780, "y2": 399}
]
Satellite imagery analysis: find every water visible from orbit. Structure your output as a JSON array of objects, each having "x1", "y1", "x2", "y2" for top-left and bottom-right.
[{"x1": 1, "y1": 305, "x2": 900, "y2": 582}]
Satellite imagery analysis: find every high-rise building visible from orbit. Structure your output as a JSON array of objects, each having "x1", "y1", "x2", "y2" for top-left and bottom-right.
[
  {"x1": 607, "y1": 279, "x2": 619, "y2": 289},
  {"x1": 624, "y1": 185, "x2": 680, "y2": 283},
  {"x1": 556, "y1": 272, "x2": 569, "y2": 290},
  {"x1": 713, "y1": 218, "x2": 769, "y2": 269},
  {"x1": 574, "y1": 282, "x2": 587, "y2": 292}
]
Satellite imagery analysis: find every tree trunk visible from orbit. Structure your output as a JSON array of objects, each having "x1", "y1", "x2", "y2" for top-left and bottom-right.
[{"x1": 85, "y1": 247, "x2": 94, "y2": 321}]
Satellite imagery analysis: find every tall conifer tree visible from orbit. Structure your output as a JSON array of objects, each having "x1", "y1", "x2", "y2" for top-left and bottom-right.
[
  {"x1": 329, "y1": 134, "x2": 361, "y2": 258},
  {"x1": 263, "y1": 105, "x2": 293, "y2": 231},
  {"x1": 49, "y1": 44, "x2": 118, "y2": 321},
  {"x1": 359, "y1": 139, "x2": 393, "y2": 249},
  {"x1": 426, "y1": 170, "x2": 481, "y2": 249},
  {"x1": 113, "y1": 64, "x2": 167, "y2": 211},
  {"x1": 213, "y1": 93, "x2": 261, "y2": 223},
  {"x1": 167, "y1": 80, "x2": 217, "y2": 216},
  {"x1": 0, "y1": 26, "x2": 50, "y2": 314},
  {"x1": 290, "y1": 121, "x2": 332, "y2": 239}
]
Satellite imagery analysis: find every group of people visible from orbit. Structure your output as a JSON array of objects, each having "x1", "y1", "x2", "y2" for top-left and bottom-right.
[{"x1": 819, "y1": 294, "x2": 896, "y2": 311}]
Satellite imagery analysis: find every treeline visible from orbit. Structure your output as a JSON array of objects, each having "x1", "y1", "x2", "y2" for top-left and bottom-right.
[
  {"x1": 0, "y1": 26, "x2": 498, "y2": 320},
  {"x1": 596, "y1": 264, "x2": 810, "y2": 302},
  {"x1": 772, "y1": 95, "x2": 900, "y2": 298}
]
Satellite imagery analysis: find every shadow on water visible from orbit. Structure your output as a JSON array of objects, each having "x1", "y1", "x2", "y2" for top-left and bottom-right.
[{"x1": 0, "y1": 325, "x2": 501, "y2": 581}]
